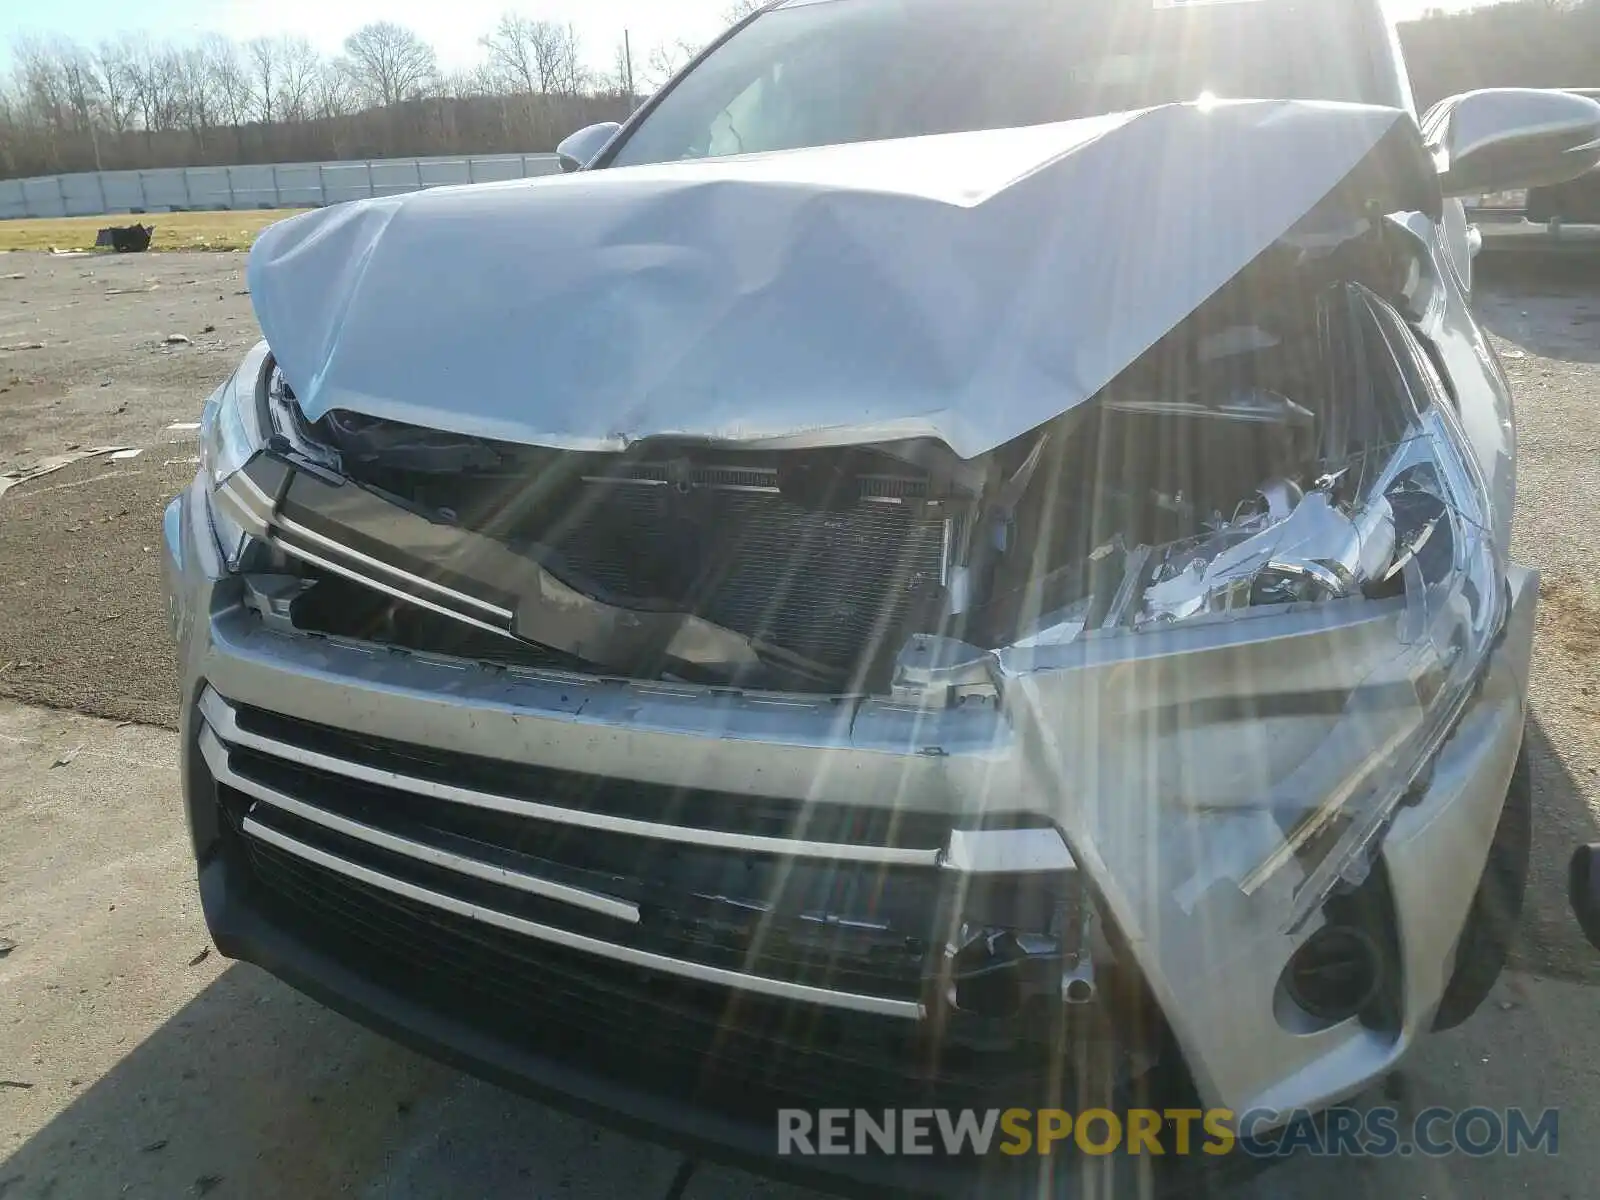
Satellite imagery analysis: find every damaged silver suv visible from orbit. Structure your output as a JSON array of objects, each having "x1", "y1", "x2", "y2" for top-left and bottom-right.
[{"x1": 163, "y1": 0, "x2": 1600, "y2": 1193}]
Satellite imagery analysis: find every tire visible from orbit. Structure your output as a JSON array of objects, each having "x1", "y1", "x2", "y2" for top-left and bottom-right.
[{"x1": 1431, "y1": 734, "x2": 1532, "y2": 1031}]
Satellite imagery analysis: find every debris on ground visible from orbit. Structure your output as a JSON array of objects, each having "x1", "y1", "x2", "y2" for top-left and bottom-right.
[
  {"x1": 1, "y1": 343, "x2": 44, "y2": 352},
  {"x1": 0, "y1": 446, "x2": 136, "y2": 501},
  {"x1": 95, "y1": 225, "x2": 154, "y2": 253},
  {"x1": 50, "y1": 746, "x2": 81, "y2": 768},
  {"x1": 0, "y1": 1081, "x2": 33, "y2": 1090},
  {"x1": 140, "y1": 1140, "x2": 169, "y2": 1154},
  {"x1": 163, "y1": 334, "x2": 191, "y2": 346},
  {"x1": 192, "y1": 1174, "x2": 224, "y2": 1196},
  {"x1": 0, "y1": 937, "x2": 14, "y2": 957},
  {"x1": 202, "y1": 324, "x2": 216, "y2": 333},
  {"x1": 187, "y1": 946, "x2": 210, "y2": 967}
]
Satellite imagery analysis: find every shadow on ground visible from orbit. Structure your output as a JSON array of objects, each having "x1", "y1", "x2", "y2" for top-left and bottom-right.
[
  {"x1": 1515, "y1": 710, "x2": 1600, "y2": 986},
  {"x1": 1475, "y1": 257, "x2": 1600, "y2": 365},
  {"x1": 0, "y1": 964, "x2": 685, "y2": 1200}
]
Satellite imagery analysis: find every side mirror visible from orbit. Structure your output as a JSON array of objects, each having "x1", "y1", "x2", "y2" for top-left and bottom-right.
[
  {"x1": 1425, "y1": 88, "x2": 1600, "y2": 199},
  {"x1": 1572, "y1": 844, "x2": 1600, "y2": 953},
  {"x1": 556, "y1": 122, "x2": 622, "y2": 174}
]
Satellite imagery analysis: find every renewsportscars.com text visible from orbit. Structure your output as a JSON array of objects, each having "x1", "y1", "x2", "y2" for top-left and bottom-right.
[{"x1": 776, "y1": 1106, "x2": 1559, "y2": 1158}]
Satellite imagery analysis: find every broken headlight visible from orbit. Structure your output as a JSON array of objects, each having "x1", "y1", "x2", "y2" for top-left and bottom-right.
[
  {"x1": 197, "y1": 346, "x2": 273, "y2": 569},
  {"x1": 1244, "y1": 400, "x2": 1500, "y2": 931},
  {"x1": 1126, "y1": 303, "x2": 1505, "y2": 933}
]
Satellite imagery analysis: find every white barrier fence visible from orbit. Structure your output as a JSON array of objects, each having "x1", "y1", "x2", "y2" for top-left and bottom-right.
[{"x1": 0, "y1": 153, "x2": 565, "y2": 221}]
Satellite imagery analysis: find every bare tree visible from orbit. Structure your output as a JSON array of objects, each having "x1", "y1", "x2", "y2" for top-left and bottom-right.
[
  {"x1": 449, "y1": 63, "x2": 502, "y2": 99},
  {"x1": 342, "y1": 21, "x2": 437, "y2": 108},
  {"x1": 94, "y1": 39, "x2": 139, "y2": 133},
  {"x1": 245, "y1": 34, "x2": 324, "y2": 126},
  {"x1": 175, "y1": 43, "x2": 220, "y2": 146},
  {"x1": 277, "y1": 36, "x2": 321, "y2": 123},
  {"x1": 58, "y1": 41, "x2": 107, "y2": 166},
  {"x1": 246, "y1": 36, "x2": 280, "y2": 124},
  {"x1": 607, "y1": 38, "x2": 635, "y2": 100},
  {"x1": 314, "y1": 58, "x2": 357, "y2": 120},
  {"x1": 725, "y1": 0, "x2": 765, "y2": 22},
  {"x1": 643, "y1": 39, "x2": 700, "y2": 91},
  {"x1": 207, "y1": 34, "x2": 252, "y2": 151},
  {"x1": 12, "y1": 37, "x2": 69, "y2": 128},
  {"x1": 126, "y1": 38, "x2": 184, "y2": 134},
  {"x1": 481, "y1": 16, "x2": 587, "y2": 97},
  {"x1": 55, "y1": 43, "x2": 103, "y2": 130},
  {"x1": 480, "y1": 13, "x2": 541, "y2": 96},
  {"x1": 540, "y1": 23, "x2": 587, "y2": 97}
]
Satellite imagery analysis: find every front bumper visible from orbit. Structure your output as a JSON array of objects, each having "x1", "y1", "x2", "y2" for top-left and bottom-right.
[{"x1": 163, "y1": 473, "x2": 1538, "y2": 1193}]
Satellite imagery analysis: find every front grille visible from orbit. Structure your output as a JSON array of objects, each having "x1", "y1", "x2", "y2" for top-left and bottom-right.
[
  {"x1": 280, "y1": 444, "x2": 964, "y2": 683},
  {"x1": 199, "y1": 687, "x2": 1088, "y2": 1108},
  {"x1": 237, "y1": 837, "x2": 1073, "y2": 1112},
  {"x1": 228, "y1": 699, "x2": 959, "y2": 853}
]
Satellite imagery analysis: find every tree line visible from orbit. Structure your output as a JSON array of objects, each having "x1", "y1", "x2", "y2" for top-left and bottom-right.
[
  {"x1": 0, "y1": 15, "x2": 676, "y2": 180},
  {"x1": 1, "y1": 0, "x2": 1596, "y2": 182},
  {"x1": 1403, "y1": 0, "x2": 1600, "y2": 108}
]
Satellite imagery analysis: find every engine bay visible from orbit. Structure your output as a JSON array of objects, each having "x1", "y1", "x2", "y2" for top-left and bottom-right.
[{"x1": 249, "y1": 223, "x2": 1454, "y2": 700}]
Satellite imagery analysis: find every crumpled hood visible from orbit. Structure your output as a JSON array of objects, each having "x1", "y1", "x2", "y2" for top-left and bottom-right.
[{"x1": 249, "y1": 99, "x2": 1435, "y2": 460}]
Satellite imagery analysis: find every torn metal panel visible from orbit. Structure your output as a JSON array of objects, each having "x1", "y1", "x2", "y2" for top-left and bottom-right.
[{"x1": 249, "y1": 100, "x2": 1436, "y2": 460}]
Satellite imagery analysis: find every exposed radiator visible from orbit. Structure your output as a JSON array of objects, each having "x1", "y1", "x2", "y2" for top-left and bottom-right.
[{"x1": 530, "y1": 463, "x2": 956, "y2": 675}]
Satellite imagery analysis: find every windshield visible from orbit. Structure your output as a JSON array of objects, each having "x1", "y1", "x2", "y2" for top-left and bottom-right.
[{"x1": 609, "y1": 0, "x2": 1383, "y2": 168}]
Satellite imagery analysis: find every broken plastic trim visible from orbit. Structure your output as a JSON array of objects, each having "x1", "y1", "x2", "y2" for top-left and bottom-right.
[{"x1": 236, "y1": 451, "x2": 848, "y2": 689}]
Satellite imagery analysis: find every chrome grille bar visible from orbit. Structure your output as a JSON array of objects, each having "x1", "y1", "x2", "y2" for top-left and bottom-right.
[
  {"x1": 267, "y1": 539, "x2": 517, "y2": 640},
  {"x1": 200, "y1": 726, "x2": 641, "y2": 924},
  {"x1": 274, "y1": 513, "x2": 514, "y2": 622},
  {"x1": 199, "y1": 688, "x2": 945, "y2": 868},
  {"x1": 240, "y1": 817, "x2": 925, "y2": 1020}
]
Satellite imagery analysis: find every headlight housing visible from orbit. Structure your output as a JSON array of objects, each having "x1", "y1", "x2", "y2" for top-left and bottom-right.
[
  {"x1": 1238, "y1": 391, "x2": 1503, "y2": 932},
  {"x1": 1133, "y1": 289, "x2": 1504, "y2": 934},
  {"x1": 196, "y1": 344, "x2": 307, "y2": 570},
  {"x1": 1002, "y1": 286, "x2": 1506, "y2": 945},
  {"x1": 1231, "y1": 292, "x2": 1504, "y2": 932}
]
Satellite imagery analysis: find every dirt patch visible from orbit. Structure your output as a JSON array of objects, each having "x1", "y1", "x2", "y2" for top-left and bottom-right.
[
  {"x1": 0, "y1": 377, "x2": 63, "y2": 400},
  {"x1": 1538, "y1": 572, "x2": 1600, "y2": 662},
  {"x1": 0, "y1": 453, "x2": 188, "y2": 727},
  {"x1": 0, "y1": 252, "x2": 258, "y2": 728}
]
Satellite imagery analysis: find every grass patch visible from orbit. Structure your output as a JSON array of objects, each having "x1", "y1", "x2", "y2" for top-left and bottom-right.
[{"x1": 0, "y1": 209, "x2": 310, "y2": 253}]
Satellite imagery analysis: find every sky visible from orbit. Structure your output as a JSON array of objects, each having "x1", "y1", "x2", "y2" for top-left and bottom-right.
[{"x1": 0, "y1": 0, "x2": 1492, "y2": 77}]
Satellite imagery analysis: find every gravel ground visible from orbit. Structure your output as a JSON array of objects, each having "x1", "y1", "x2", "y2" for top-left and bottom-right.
[
  {"x1": 0, "y1": 252, "x2": 257, "y2": 726},
  {"x1": 0, "y1": 248, "x2": 1597, "y2": 1197}
]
